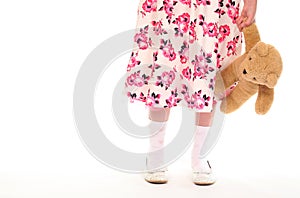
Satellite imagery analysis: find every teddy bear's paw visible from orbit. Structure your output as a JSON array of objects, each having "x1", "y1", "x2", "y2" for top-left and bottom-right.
[{"x1": 255, "y1": 104, "x2": 270, "y2": 115}]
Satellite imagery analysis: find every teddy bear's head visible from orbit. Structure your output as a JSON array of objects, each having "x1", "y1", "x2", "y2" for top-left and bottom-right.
[{"x1": 240, "y1": 41, "x2": 283, "y2": 88}]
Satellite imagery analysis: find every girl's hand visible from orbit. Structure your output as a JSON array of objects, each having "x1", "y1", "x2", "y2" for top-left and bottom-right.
[{"x1": 236, "y1": 0, "x2": 257, "y2": 31}]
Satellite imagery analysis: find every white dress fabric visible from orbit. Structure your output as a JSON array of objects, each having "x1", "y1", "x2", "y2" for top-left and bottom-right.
[{"x1": 124, "y1": 0, "x2": 242, "y2": 112}]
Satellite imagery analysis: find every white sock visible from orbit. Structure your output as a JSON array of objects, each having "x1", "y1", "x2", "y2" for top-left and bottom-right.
[
  {"x1": 146, "y1": 120, "x2": 167, "y2": 171},
  {"x1": 191, "y1": 125, "x2": 211, "y2": 172}
]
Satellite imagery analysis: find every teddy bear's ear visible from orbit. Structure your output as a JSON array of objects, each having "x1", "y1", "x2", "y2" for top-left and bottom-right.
[
  {"x1": 266, "y1": 73, "x2": 278, "y2": 88},
  {"x1": 255, "y1": 42, "x2": 269, "y2": 57}
]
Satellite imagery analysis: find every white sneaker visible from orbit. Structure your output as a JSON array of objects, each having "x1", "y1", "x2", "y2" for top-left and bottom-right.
[
  {"x1": 144, "y1": 168, "x2": 168, "y2": 184},
  {"x1": 192, "y1": 160, "x2": 216, "y2": 185}
]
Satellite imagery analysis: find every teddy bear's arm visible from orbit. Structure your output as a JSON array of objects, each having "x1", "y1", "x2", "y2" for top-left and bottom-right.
[
  {"x1": 220, "y1": 80, "x2": 258, "y2": 113},
  {"x1": 255, "y1": 85, "x2": 274, "y2": 115},
  {"x1": 243, "y1": 23, "x2": 261, "y2": 53}
]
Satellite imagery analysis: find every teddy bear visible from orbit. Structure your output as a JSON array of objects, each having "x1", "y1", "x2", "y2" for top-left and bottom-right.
[{"x1": 214, "y1": 23, "x2": 283, "y2": 115}]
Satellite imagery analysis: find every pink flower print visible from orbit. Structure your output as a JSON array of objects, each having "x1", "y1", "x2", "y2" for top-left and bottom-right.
[
  {"x1": 134, "y1": 32, "x2": 148, "y2": 50},
  {"x1": 173, "y1": 13, "x2": 190, "y2": 37},
  {"x1": 127, "y1": 92, "x2": 136, "y2": 103},
  {"x1": 163, "y1": 0, "x2": 174, "y2": 16},
  {"x1": 226, "y1": 1, "x2": 239, "y2": 23},
  {"x1": 215, "y1": 8, "x2": 226, "y2": 18},
  {"x1": 165, "y1": 89, "x2": 182, "y2": 107},
  {"x1": 178, "y1": 13, "x2": 190, "y2": 30},
  {"x1": 126, "y1": 71, "x2": 149, "y2": 87},
  {"x1": 202, "y1": 22, "x2": 218, "y2": 37},
  {"x1": 179, "y1": 0, "x2": 191, "y2": 7},
  {"x1": 215, "y1": 0, "x2": 226, "y2": 18},
  {"x1": 156, "y1": 70, "x2": 176, "y2": 89},
  {"x1": 213, "y1": 42, "x2": 224, "y2": 68},
  {"x1": 180, "y1": 88, "x2": 194, "y2": 108},
  {"x1": 126, "y1": 73, "x2": 137, "y2": 86},
  {"x1": 209, "y1": 78, "x2": 215, "y2": 90},
  {"x1": 227, "y1": 40, "x2": 236, "y2": 56},
  {"x1": 180, "y1": 54, "x2": 188, "y2": 64},
  {"x1": 202, "y1": 94, "x2": 211, "y2": 106},
  {"x1": 127, "y1": 51, "x2": 141, "y2": 71},
  {"x1": 182, "y1": 66, "x2": 192, "y2": 80},
  {"x1": 127, "y1": 73, "x2": 143, "y2": 87},
  {"x1": 134, "y1": 25, "x2": 152, "y2": 50},
  {"x1": 178, "y1": 40, "x2": 189, "y2": 64},
  {"x1": 199, "y1": 14, "x2": 218, "y2": 38},
  {"x1": 196, "y1": 0, "x2": 211, "y2": 6},
  {"x1": 180, "y1": 83, "x2": 189, "y2": 97},
  {"x1": 146, "y1": 91, "x2": 161, "y2": 107},
  {"x1": 160, "y1": 39, "x2": 176, "y2": 61},
  {"x1": 193, "y1": 62, "x2": 207, "y2": 79},
  {"x1": 153, "y1": 50, "x2": 158, "y2": 62},
  {"x1": 191, "y1": 92, "x2": 205, "y2": 110},
  {"x1": 186, "y1": 98, "x2": 195, "y2": 109},
  {"x1": 127, "y1": 91, "x2": 153, "y2": 104},
  {"x1": 128, "y1": 92, "x2": 147, "y2": 103},
  {"x1": 134, "y1": 76, "x2": 145, "y2": 87},
  {"x1": 189, "y1": 19, "x2": 198, "y2": 44},
  {"x1": 151, "y1": 20, "x2": 168, "y2": 36},
  {"x1": 167, "y1": 49, "x2": 176, "y2": 61},
  {"x1": 162, "y1": 70, "x2": 175, "y2": 85},
  {"x1": 218, "y1": 0, "x2": 224, "y2": 7},
  {"x1": 142, "y1": 0, "x2": 157, "y2": 13},
  {"x1": 199, "y1": 14, "x2": 205, "y2": 22},
  {"x1": 218, "y1": 25, "x2": 230, "y2": 42},
  {"x1": 165, "y1": 95, "x2": 177, "y2": 107},
  {"x1": 216, "y1": 53, "x2": 224, "y2": 68},
  {"x1": 226, "y1": 36, "x2": 239, "y2": 56},
  {"x1": 149, "y1": 51, "x2": 162, "y2": 76},
  {"x1": 192, "y1": 51, "x2": 214, "y2": 79},
  {"x1": 138, "y1": 92, "x2": 147, "y2": 102},
  {"x1": 160, "y1": 0, "x2": 177, "y2": 24}
]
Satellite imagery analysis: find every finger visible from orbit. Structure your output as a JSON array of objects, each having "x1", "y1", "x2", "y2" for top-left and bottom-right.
[
  {"x1": 236, "y1": 16, "x2": 243, "y2": 26},
  {"x1": 244, "y1": 15, "x2": 254, "y2": 26},
  {"x1": 236, "y1": 14, "x2": 246, "y2": 25},
  {"x1": 235, "y1": 21, "x2": 242, "y2": 31},
  {"x1": 238, "y1": 23, "x2": 244, "y2": 32},
  {"x1": 236, "y1": 16, "x2": 246, "y2": 31},
  {"x1": 239, "y1": 25, "x2": 244, "y2": 32}
]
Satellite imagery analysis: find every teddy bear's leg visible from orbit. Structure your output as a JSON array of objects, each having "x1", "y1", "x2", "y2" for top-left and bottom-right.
[
  {"x1": 220, "y1": 80, "x2": 258, "y2": 113},
  {"x1": 255, "y1": 85, "x2": 274, "y2": 115}
]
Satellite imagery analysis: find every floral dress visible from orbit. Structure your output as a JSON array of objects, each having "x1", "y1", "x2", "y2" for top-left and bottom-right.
[{"x1": 124, "y1": 0, "x2": 242, "y2": 112}]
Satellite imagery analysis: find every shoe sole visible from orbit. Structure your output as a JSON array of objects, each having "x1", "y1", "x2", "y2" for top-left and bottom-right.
[
  {"x1": 144, "y1": 178, "x2": 168, "y2": 184},
  {"x1": 193, "y1": 181, "x2": 215, "y2": 186}
]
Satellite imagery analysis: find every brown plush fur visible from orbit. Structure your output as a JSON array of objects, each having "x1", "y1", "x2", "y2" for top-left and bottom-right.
[{"x1": 215, "y1": 23, "x2": 283, "y2": 114}]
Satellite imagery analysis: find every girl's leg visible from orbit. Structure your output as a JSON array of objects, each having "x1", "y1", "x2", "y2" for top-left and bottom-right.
[
  {"x1": 144, "y1": 107, "x2": 171, "y2": 184},
  {"x1": 148, "y1": 106, "x2": 171, "y2": 122},
  {"x1": 194, "y1": 110, "x2": 215, "y2": 127},
  {"x1": 191, "y1": 109, "x2": 215, "y2": 171},
  {"x1": 147, "y1": 107, "x2": 170, "y2": 170},
  {"x1": 191, "y1": 104, "x2": 217, "y2": 185}
]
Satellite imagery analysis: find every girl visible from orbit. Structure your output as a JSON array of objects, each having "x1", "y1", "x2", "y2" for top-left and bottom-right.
[{"x1": 124, "y1": 0, "x2": 257, "y2": 185}]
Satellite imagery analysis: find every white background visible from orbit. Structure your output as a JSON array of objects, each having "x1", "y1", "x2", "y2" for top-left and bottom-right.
[{"x1": 0, "y1": 0, "x2": 299, "y2": 197}]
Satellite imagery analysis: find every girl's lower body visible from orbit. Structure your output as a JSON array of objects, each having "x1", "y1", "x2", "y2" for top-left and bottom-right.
[
  {"x1": 144, "y1": 105, "x2": 217, "y2": 185},
  {"x1": 124, "y1": 0, "x2": 242, "y2": 185}
]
